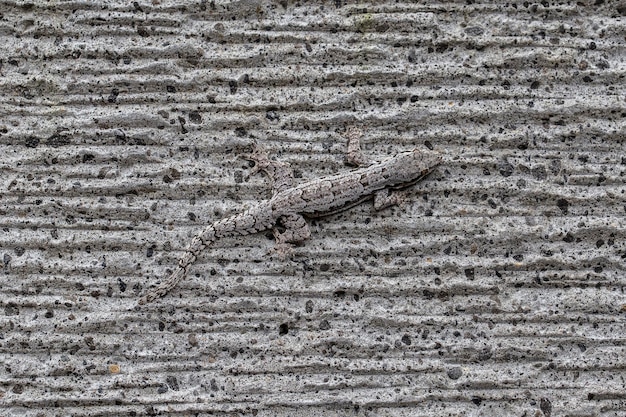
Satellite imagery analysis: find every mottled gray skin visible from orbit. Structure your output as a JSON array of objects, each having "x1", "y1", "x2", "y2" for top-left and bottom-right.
[{"x1": 138, "y1": 130, "x2": 441, "y2": 305}]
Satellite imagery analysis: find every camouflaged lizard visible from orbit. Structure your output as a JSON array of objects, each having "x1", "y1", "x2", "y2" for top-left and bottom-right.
[{"x1": 138, "y1": 128, "x2": 441, "y2": 305}]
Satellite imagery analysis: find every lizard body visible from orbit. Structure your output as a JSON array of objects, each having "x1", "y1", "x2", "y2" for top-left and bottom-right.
[{"x1": 138, "y1": 129, "x2": 441, "y2": 305}]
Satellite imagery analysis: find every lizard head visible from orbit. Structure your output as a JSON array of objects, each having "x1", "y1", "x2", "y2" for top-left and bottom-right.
[{"x1": 385, "y1": 148, "x2": 442, "y2": 189}]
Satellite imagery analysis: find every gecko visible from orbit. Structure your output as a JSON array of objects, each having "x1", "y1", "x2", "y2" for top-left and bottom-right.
[{"x1": 138, "y1": 128, "x2": 441, "y2": 305}]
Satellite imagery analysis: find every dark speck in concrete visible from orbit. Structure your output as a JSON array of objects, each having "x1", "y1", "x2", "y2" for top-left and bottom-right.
[
  {"x1": 540, "y1": 397, "x2": 552, "y2": 417},
  {"x1": 465, "y1": 26, "x2": 484, "y2": 36},
  {"x1": 447, "y1": 367, "x2": 463, "y2": 379},
  {"x1": 498, "y1": 161, "x2": 514, "y2": 177},
  {"x1": 168, "y1": 168, "x2": 181, "y2": 180},
  {"x1": 5, "y1": 302, "x2": 19, "y2": 316},
  {"x1": 210, "y1": 378, "x2": 219, "y2": 391},
  {"x1": 189, "y1": 111, "x2": 202, "y2": 124},
  {"x1": 107, "y1": 88, "x2": 119, "y2": 103},
  {"x1": 229, "y1": 80, "x2": 238, "y2": 94},
  {"x1": 266, "y1": 110, "x2": 280, "y2": 121},
  {"x1": 25, "y1": 136, "x2": 40, "y2": 148},
  {"x1": 46, "y1": 133, "x2": 70, "y2": 148},
  {"x1": 531, "y1": 165, "x2": 547, "y2": 180},
  {"x1": 84, "y1": 336, "x2": 95, "y2": 350},
  {"x1": 166, "y1": 376, "x2": 179, "y2": 391}
]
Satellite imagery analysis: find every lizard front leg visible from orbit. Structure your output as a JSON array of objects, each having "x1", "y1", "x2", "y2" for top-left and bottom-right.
[
  {"x1": 272, "y1": 213, "x2": 310, "y2": 258},
  {"x1": 345, "y1": 127, "x2": 406, "y2": 210},
  {"x1": 242, "y1": 141, "x2": 294, "y2": 194},
  {"x1": 344, "y1": 126, "x2": 370, "y2": 167}
]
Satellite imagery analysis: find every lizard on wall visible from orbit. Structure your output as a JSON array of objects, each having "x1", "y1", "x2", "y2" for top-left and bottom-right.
[{"x1": 138, "y1": 128, "x2": 441, "y2": 305}]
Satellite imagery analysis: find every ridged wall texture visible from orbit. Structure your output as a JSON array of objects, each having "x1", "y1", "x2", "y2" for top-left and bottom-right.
[{"x1": 1, "y1": 1, "x2": 625, "y2": 416}]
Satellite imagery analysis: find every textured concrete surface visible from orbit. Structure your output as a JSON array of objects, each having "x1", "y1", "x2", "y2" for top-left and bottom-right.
[{"x1": 1, "y1": 1, "x2": 625, "y2": 416}]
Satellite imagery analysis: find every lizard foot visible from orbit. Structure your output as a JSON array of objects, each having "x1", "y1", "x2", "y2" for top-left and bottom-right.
[
  {"x1": 241, "y1": 141, "x2": 295, "y2": 193},
  {"x1": 271, "y1": 243, "x2": 294, "y2": 260}
]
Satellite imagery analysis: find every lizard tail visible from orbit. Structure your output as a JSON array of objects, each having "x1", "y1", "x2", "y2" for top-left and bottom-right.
[
  {"x1": 137, "y1": 224, "x2": 216, "y2": 305},
  {"x1": 138, "y1": 204, "x2": 273, "y2": 305}
]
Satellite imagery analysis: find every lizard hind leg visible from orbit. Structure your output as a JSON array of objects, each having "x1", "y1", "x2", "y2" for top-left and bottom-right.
[
  {"x1": 373, "y1": 187, "x2": 407, "y2": 211},
  {"x1": 242, "y1": 141, "x2": 294, "y2": 194},
  {"x1": 272, "y1": 213, "x2": 311, "y2": 259}
]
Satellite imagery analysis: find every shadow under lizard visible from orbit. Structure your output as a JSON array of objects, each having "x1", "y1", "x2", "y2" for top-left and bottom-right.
[{"x1": 138, "y1": 128, "x2": 441, "y2": 305}]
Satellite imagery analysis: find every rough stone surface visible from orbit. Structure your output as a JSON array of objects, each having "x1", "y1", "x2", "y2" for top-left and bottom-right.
[{"x1": 1, "y1": 1, "x2": 625, "y2": 416}]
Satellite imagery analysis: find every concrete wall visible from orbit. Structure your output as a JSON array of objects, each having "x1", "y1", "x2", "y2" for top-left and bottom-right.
[{"x1": 1, "y1": 1, "x2": 625, "y2": 416}]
